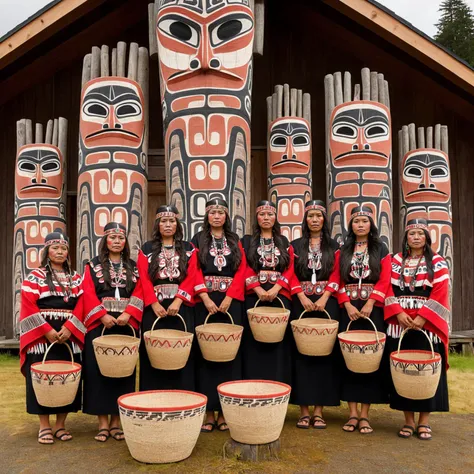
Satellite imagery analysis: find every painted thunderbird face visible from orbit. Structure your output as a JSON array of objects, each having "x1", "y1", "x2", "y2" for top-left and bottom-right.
[
  {"x1": 156, "y1": 1, "x2": 254, "y2": 92},
  {"x1": 80, "y1": 77, "x2": 145, "y2": 148},
  {"x1": 329, "y1": 101, "x2": 391, "y2": 168},
  {"x1": 269, "y1": 118, "x2": 311, "y2": 176},
  {"x1": 15, "y1": 144, "x2": 64, "y2": 200},
  {"x1": 401, "y1": 149, "x2": 451, "y2": 204}
]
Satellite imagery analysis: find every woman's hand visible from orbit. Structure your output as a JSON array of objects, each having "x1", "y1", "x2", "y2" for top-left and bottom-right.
[
  {"x1": 57, "y1": 326, "x2": 71, "y2": 343},
  {"x1": 45, "y1": 328, "x2": 60, "y2": 344},
  {"x1": 200, "y1": 294, "x2": 219, "y2": 315},
  {"x1": 412, "y1": 316, "x2": 426, "y2": 330},
  {"x1": 266, "y1": 284, "x2": 281, "y2": 302},
  {"x1": 360, "y1": 299, "x2": 375, "y2": 319},
  {"x1": 396, "y1": 312, "x2": 414, "y2": 329},
  {"x1": 344, "y1": 302, "x2": 362, "y2": 321},
  {"x1": 151, "y1": 302, "x2": 167, "y2": 318},
  {"x1": 167, "y1": 298, "x2": 182, "y2": 316},
  {"x1": 297, "y1": 293, "x2": 315, "y2": 312},
  {"x1": 314, "y1": 293, "x2": 330, "y2": 312},
  {"x1": 254, "y1": 286, "x2": 268, "y2": 301},
  {"x1": 218, "y1": 296, "x2": 233, "y2": 314},
  {"x1": 100, "y1": 314, "x2": 117, "y2": 329},
  {"x1": 116, "y1": 312, "x2": 131, "y2": 326}
]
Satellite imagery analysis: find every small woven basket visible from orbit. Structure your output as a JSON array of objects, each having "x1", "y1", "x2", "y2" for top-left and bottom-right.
[
  {"x1": 144, "y1": 314, "x2": 194, "y2": 370},
  {"x1": 247, "y1": 297, "x2": 290, "y2": 343},
  {"x1": 93, "y1": 324, "x2": 140, "y2": 378},
  {"x1": 338, "y1": 317, "x2": 386, "y2": 373},
  {"x1": 31, "y1": 342, "x2": 81, "y2": 408},
  {"x1": 218, "y1": 380, "x2": 291, "y2": 444},
  {"x1": 118, "y1": 390, "x2": 207, "y2": 464},
  {"x1": 390, "y1": 328, "x2": 442, "y2": 400},
  {"x1": 291, "y1": 309, "x2": 339, "y2": 356},
  {"x1": 196, "y1": 311, "x2": 243, "y2": 362}
]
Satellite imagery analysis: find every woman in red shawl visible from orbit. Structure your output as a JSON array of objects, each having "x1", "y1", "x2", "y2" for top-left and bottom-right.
[
  {"x1": 19, "y1": 231, "x2": 85, "y2": 445},
  {"x1": 385, "y1": 218, "x2": 450, "y2": 441}
]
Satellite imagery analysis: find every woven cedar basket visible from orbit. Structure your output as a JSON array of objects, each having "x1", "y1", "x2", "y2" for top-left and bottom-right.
[
  {"x1": 390, "y1": 328, "x2": 442, "y2": 400},
  {"x1": 195, "y1": 311, "x2": 243, "y2": 362},
  {"x1": 144, "y1": 314, "x2": 194, "y2": 370},
  {"x1": 93, "y1": 324, "x2": 140, "y2": 378},
  {"x1": 291, "y1": 309, "x2": 339, "y2": 356},
  {"x1": 218, "y1": 380, "x2": 291, "y2": 445},
  {"x1": 247, "y1": 297, "x2": 290, "y2": 343},
  {"x1": 338, "y1": 317, "x2": 386, "y2": 373},
  {"x1": 31, "y1": 342, "x2": 81, "y2": 408},
  {"x1": 119, "y1": 390, "x2": 207, "y2": 464}
]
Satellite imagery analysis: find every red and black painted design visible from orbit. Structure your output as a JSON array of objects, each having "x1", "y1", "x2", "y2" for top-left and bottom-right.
[
  {"x1": 77, "y1": 77, "x2": 147, "y2": 270},
  {"x1": 155, "y1": 0, "x2": 255, "y2": 238}
]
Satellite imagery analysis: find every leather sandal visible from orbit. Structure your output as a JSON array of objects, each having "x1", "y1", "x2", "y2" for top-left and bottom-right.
[
  {"x1": 217, "y1": 422, "x2": 229, "y2": 432},
  {"x1": 358, "y1": 417, "x2": 373, "y2": 435},
  {"x1": 342, "y1": 416, "x2": 359, "y2": 432},
  {"x1": 53, "y1": 428, "x2": 72, "y2": 442},
  {"x1": 109, "y1": 427, "x2": 125, "y2": 441},
  {"x1": 200, "y1": 422, "x2": 215, "y2": 433},
  {"x1": 417, "y1": 424, "x2": 432, "y2": 441},
  {"x1": 38, "y1": 428, "x2": 54, "y2": 445},
  {"x1": 296, "y1": 415, "x2": 311, "y2": 429},
  {"x1": 312, "y1": 415, "x2": 327, "y2": 430},
  {"x1": 398, "y1": 425, "x2": 415, "y2": 439},
  {"x1": 94, "y1": 429, "x2": 110, "y2": 443}
]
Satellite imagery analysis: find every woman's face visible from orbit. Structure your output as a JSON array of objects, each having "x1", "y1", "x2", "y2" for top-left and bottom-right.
[
  {"x1": 351, "y1": 216, "x2": 371, "y2": 238},
  {"x1": 48, "y1": 244, "x2": 68, "y2": 265},
  {"x1": 407, "y1": 229, "x2": 426, "y2": 252},
  {"x1": 307, "y1": 210, "x2": 324, "y2": 233},
  {"x1": 106, "y1": 233, "x2": 126, "y2": 253},
  {"x1": 257, "y1": 210, "x2": 276, "y2": 230},
  {"x1": 208, "y1": 209, "x2": 227, "y2": 229},
  {"x1": 159, "y1": 216, "x2": 177, "y2": 238}
]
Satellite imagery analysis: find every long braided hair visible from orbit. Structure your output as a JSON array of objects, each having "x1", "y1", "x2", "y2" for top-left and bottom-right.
[{"x1": 41, "y1": 231, "x2": 73, "y2": 295}]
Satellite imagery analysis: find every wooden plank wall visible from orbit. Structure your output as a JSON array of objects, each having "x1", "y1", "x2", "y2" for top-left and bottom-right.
[{"x1": 0, "y1": 0, "x2": 472, "y2": 337}]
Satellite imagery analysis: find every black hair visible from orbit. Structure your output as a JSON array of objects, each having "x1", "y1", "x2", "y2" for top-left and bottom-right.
[{"x1": 401, "y1": 228, "x2": 435, "y2": 281}]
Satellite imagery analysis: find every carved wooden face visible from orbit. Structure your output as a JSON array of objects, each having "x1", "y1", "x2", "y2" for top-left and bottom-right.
[
  {"x1": 80, "y1": 77, "x2": 145, "y2": 149},
  {"x1": 401, "y1": 149, "x2": 451, "y2": 204},
  {"x1": 269, "y1": 118, "x2": 311, "y2": 176},
  {"x1": 329, "y1": 101, "x2": 391, "y2": 168},
  {"x1": 156, "y1": 1, "x2": 254, "y2": 93},
  {"x1": 15, "y1": 144, "x2": 64, "y2": 200}
]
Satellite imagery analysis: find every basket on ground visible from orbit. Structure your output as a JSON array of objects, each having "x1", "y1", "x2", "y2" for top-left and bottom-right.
[
  {"x1": 218, "y1": 380, "x2": 291, "y2": 444},
  {"x1": 338, "y1": 317, "x2": 386, "y2": 373},
  {"x1": 195, "y1": 311, "x2": 243, "y2": 362},
  {"x1": 291, "y1": 309, "x2": 339, "y2": 356},
  {"x1": 93, "y1": 324, "x2": 140, "y2": 378},
  {"x1": 118, "y1": 390, "x2": 207, "y2": 464},
  {"x1": 390, "y1": 328, "x2": 442, "y2": 400},
  {"x1": 31, "y1": 342, "x2": 81, "y2": 408},
  {"x1": 144, "y1": 314, "x2": 193, "y2": 370},
  {"x1": 247, "y1": 297, "x2": 290, "y2": 343}
]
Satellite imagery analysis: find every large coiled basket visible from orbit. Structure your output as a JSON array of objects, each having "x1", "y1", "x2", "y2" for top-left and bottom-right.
[{"x1": 247, "y1": 297, "x2": 290, "y2": 343}]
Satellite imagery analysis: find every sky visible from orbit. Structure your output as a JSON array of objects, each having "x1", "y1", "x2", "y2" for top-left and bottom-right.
[{"x1": 1, "y1": 0, "x2": 474, "y2": 39}]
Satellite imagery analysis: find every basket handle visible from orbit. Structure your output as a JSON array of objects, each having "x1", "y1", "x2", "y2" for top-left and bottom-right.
[
  {"x1": 101, "y1": 322, "x2": 136, "y2": 338},
  {"x1": 397, "y1": 328, "x2": 434, "y2": 358},
  {"x1": 151, "y1": 313, "x2": 187, "y2": 333},
  {"x1": 254, "y1": 296, "x2": 285, "y2": 309},
  {"x1": 298, "y1": 308, "x2": 331, "y2": 320},
  {"x1": 204, "y1": 311, "x2": 234, "y2": 325},
  {"x1": 42, "y1": 341, "x2": 74, "y2": 365},
  {"x1": 346, "y1": 317, "x2": 380, "y2": 344}
]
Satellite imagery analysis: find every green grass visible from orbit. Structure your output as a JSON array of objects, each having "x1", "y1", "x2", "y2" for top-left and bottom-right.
[
  {"x1": 0, "y1": 353, "x2": 18, "y2": 363},
  {"x1": 449, "y1": 353, "x2": 474, "y2": 372}
]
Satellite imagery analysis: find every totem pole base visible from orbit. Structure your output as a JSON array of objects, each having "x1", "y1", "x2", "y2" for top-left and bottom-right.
[{"x1": 223, "y1": 438, "x2": 281, "y2": 462}]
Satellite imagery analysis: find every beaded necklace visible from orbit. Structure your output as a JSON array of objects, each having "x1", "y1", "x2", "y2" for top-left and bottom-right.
[
  {"x1": 399, "y1": 253, "x2": 424, "y2": 292},
  {"x1": 109, "y1": 256, "x2": 124, "y2": 300},
  {"x1": 210, "y1": 234, "x2": 231, "y2": 271},
  {"x1": 158, "y1": 243, "x2": 180, "y2": 281},
  {"x1": 308, "y1": 236, "x2": 322, "y2": 284},
  {"x1": 258, "y1": 236, "x2": 279, "y2": 268}
]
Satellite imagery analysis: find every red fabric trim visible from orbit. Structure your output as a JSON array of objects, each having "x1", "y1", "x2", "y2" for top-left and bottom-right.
[
  {"x1": 137, "y1": 250, "x2": 159, "y2": 307},
  {"x1": 326, "y1": 250, "x2": 341, "y2": 294},
  {"x1": 226, "y1": 242, "x2": 246, "y2": 301}
]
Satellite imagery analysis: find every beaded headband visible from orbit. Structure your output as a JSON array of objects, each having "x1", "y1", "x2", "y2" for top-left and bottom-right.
[
  {"x1": 45, "y1": 238, "x2": 69, "y2": 247},
  {"x1": 155, "y1": 211, "x2": 179, "y2": 219},
  {"x1": 305, "y1": 204, "x2": 326, "y2": 214},
  {"x1": 205, "y1": 204, "x2": 229, "y2": 214},
  {"x1": 405, "y1": 222, "x2": 428, "y2": 231},
  {"x1": 104, "y1": 225, "x2": 126, "y2": 236},
  {"x1": 350, "y1": 210, "x2": 374, "y2": 220},
  {"x1": 256, "y1": 205, "x2": 276, "y2": 214}
]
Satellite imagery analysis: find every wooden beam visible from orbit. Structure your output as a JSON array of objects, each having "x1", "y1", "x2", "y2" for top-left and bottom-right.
[
  {"x1": 323, "y1": 0, "x2": 474, "y2": 97},
  {"x1": 0, "y1": 0, "x2": 108, "y2": 70}
]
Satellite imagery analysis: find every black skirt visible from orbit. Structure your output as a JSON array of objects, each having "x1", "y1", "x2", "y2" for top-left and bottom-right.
[
  {"x1": 387, "y1": 329, "x2": 449, "y2": 412},
  {"x1": 82, "y1": 323, "x2": 136, "y2": 415},
  {"x1": 339, "y1": 304, "x2": 389, "y2": 404},
  {"x1": 290, "y1": 295, "x2": 342, "y2": 406},
  {"x1": 139, "y1": 301, "x2": 195, "y2": 392},
  {"x1": 25, "y1": 343, "x2": 82, "y2": 415},
  {"x1": 242, "y1": 293, "x2": 292, "y2": 386},
  {"x1": 195, "y1": 292, "x2": 243, "y2": 411}
]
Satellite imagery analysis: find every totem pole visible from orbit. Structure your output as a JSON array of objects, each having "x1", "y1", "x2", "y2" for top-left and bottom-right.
[
  {"x1": 77, "y1": 42, "x2": 149, "y2": 271},
  {"x1": 266, "y1": 84, "x2": 312, "y2": 240},
  {"x1": 149, "y1": 0, "x2": 265, "y2": 238},
  {"x1": 324, "y1": 67, "x2": 392, "y2": 249},
  {"x1": 13, "y1": 118, "x2": 68, "y2": 335},
  {"x1": 398, "y1": 123, "x2": 453, "y2": 328}
]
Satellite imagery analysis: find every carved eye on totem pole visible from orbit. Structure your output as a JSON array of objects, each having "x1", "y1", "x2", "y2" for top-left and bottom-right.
[
  {"x1": 269, "y1": 119, "x2": 311, "y2": 176},
  {"x1": 156, "y1": 5, "x2": 254, "y2": 91},
  {"x1": 80, "y1": 78, "x2": 145, "y2": 148},
  {"x1": 330, "y1": 101, "x2": 391, "y2": 168},
  {"x1": 15, "y1": 145, "x2": 63, "y2": 200},
  {"x1": 401, "y1": 150, "x2": 451, "y2": 204}
]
